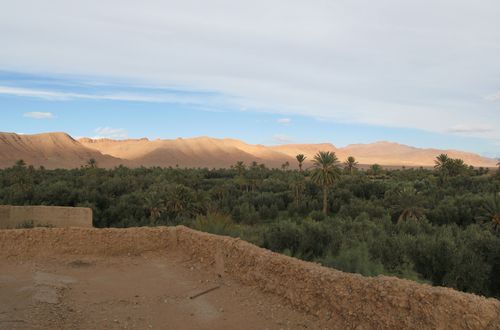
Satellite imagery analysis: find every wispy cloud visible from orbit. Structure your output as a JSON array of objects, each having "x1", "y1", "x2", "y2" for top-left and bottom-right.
[
  {"x1": 0, "y1": 86, "x2": 227, "y2": 105},
  {"x1": 2, "y1": 86, "x2": 70, "y2": 100},
  {"x1": 23, "y1": 111, "x2": 55, "y2": 119},
  {"x1": 447, "y1": 125, "x2": 493, "y2": 134},
  {"x1": 277, "y1": 118, "x2": 292, "y2": 124},
  {"x1": 93, "y1": 127, "x2": 128, "y2": 139}
]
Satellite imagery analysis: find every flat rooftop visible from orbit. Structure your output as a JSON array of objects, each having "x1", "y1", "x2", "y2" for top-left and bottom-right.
[
  {"x1": 1, "y1": 226, "x2": 499, "y2": 329},
  {"x1": 0, "y1": 251, "x2": 319, "y2": 329}
]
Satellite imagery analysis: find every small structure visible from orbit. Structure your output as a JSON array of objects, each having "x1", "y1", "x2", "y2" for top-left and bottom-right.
[{"x1": 0, "y1": 205, "x2": 92, "y2": 229}]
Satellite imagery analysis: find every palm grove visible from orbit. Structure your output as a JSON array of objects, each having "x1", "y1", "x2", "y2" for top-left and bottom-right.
[{"x1": 1, "y1": 152, "x2": 500, "y2": 298}]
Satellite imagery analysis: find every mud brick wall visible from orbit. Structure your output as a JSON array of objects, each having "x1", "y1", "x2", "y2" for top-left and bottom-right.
[{"x1": 0, "y1": 205, "x2": 92, "y2": 228}]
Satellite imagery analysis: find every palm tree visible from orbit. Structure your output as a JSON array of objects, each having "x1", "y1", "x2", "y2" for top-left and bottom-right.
[
  {"x1": 233, "y1": 161, "x2": 248, "y2": 191},
  {"x1": 434, "y1": 153, "x2": 449, "y2": 185},
  {"x1": 165, "y1": 184, "x2": 197, "y2": 217},
  {"x1": 289, "y1": 172, "x2": 305, "y2": 207},
  {"x1": 233, "y1": 161, "x2": 246, "y2": 176},
  {"x1": 247, "y1": 163, "x2": 264, "y2": 191},
  {"x1": 144, "y1": 193, "x2": 165, "y2": 224},
  {"x1": 449, "y1": 158, "x2": 467, "y2": 176},
  {"x1": 86, "y1": 158, "x2": 98, "y2": 169},
  {"x1": 477, "y1": 193, "x2": 500, "y2": 231},
  {"x1": 370, "y1": 164, "x2": 382, "y2": 176},
  {"x1": 344, "y1": 156, "x2": 358, "y2": 174},
  {"x1": 296, "y1": 154, "x2": 306, "y2": 172},
  {"x1": 387, "y1": 186, "x2": 426, "y2": 223},
  {"x1": 14, "y1": 159, "x2": 26, "y2": 168},
  {"x1": 434, "y1": 154, "x2": 450, "y2": 170},
  {"x1": 434, "y1": 154, "x2": 468, "y2": 179},
  {"x1": 311, "y1": 151, "x2": 341, "y2": 215},
  {"x1": 281, "y1": 161, "x2": 290, "y2": 171}
]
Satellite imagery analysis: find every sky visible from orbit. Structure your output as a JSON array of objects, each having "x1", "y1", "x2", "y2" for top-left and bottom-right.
[{"x1": 0, "y1": 0, "x2": 499, "y2": 157}]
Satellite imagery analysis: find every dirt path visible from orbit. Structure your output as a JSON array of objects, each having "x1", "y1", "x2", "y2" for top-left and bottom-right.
[{"x1": 0, "y1": 252, "x2": 323, "y2": 330}]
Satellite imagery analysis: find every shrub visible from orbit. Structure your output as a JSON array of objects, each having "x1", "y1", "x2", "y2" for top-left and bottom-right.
[{"x1": 192, "y1": 212, "x2": 236, "y2": 236}]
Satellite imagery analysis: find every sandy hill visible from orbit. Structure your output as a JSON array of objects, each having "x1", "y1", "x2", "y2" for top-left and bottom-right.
[
  {"x1": 80, "y1": 136, "x2": 293, "y2": 168},
  {"x1": 272, "y1": 141, "x2": 497, "y2": 168},
  {"x1": 0, "y1": 132, "x2": 127, "y2": 169},
  {"x1": 80, "y1": 136, "x2": 497, "y2": 168},
  {"x1": 0, "y1": 132, "x2": 496, "y2": 169},
  {"x1": 339, "y1": 141, "x2": 497, "y2": 167}
]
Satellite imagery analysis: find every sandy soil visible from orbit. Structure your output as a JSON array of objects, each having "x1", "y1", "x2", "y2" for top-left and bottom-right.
[{"x1": 0, "y1": 251, "x2": 322, "y2": 330}]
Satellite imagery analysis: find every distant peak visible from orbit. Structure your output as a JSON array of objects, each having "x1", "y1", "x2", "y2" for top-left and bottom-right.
[{"x1": 23, "y1": 131, "x2": 76, "y2": 142}]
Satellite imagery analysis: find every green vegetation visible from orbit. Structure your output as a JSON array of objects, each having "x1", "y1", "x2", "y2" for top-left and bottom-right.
[
  {"x1": 295, "y1": 154, "x2": 306, "y2": 172},
  {"x1": 344, "y1": 156, "x2": 358, "y2": 174},
  {"x1": 311, "y1": 151, "x2": 341, "y2": 215},
  {"x1": 1, "y1": 154, "x2": 499, "y2": 298}
]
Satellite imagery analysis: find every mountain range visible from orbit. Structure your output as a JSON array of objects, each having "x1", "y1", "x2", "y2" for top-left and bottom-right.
[{"x1": 0, "y1": 132, "x2": 496, "y2": 169}]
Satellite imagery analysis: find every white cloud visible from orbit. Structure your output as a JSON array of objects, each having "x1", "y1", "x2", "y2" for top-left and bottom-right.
[
  {"x1": 0, "y1": 0, "x2": 499, "y2": 142},
  {"x1": 0, "y1": 86, "x2": 221, "y2": 105},
  {"x1": 93, "y1": 127, "x2": 128, "y2": 139},
  {"x1": 448, "y1": 125, "x2": 493, "y2": 134},
  {"x1": 23, "y1": 111, "x2": 55, "y2": 119},
  {"x1": 277, "y1": 118, "x2": 291, "y2": 124},
  {"x1": 4, "y1": 87, "x2": 68, "y2": 100}
]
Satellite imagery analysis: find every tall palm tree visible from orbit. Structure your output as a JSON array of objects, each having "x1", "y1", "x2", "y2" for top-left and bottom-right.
[
  {"x1": 434, "y1": 154, "x2": 450, "y2": 170},
  {"x1": 296, "y1": 154, "x2": 306, "y2": 172},
  {"x1": 281, "y1": 161, "x2": 290, "y2": 171},
  {"x1": 434, "y1": 154, "x2": 451, "y2": 183},
  {"x1": 289, "y1": 172, "x2": 305, "y2": 207},
  {"x1": 247, "y1": 163, "x2": 264, "y2": 191},
  {"x1": 233, "y1": 161, "x2": 248, "y2": 191},
  {"x1": 233, "y1": 161, "x2": 246, "y2": 176},
  {"x1": 311, "y1": 151, "x2": 341, "y2": 215},
  {"x1": 344, "y1": 156, "x2": 358, "y2": 174}
]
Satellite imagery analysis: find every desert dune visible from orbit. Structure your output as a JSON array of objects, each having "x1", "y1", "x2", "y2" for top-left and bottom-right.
[{"x1": 0, "y1": 132, "x2": 496, "y2": 169}]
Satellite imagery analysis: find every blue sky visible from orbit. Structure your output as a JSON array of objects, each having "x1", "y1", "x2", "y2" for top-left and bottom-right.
[{"x1": 0, "y1": 1, "x2": 499, "y2": 157}]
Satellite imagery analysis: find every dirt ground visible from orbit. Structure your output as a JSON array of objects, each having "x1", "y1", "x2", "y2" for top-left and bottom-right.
[
  {"x1": 1, "y1": 227, "x2": 500, "y2": 329},
  {"x1": 0, "y1": 251, "x2": 323, "y2": 330}
]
